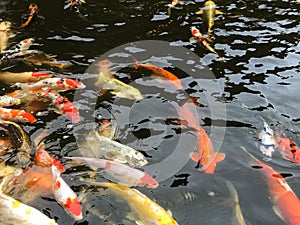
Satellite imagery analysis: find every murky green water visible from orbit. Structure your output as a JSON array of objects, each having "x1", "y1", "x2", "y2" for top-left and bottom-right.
[{"x1": 0, "y1": 0, "x2": 300, "y2": 224}]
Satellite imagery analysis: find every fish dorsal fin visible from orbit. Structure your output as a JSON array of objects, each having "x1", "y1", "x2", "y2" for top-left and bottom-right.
[
  {"x1": 196, "y1": 9, "x2": 203, "y2": 14},
  {"x1": 215, "y1": 9, "x2": 223, "y2": 15}
]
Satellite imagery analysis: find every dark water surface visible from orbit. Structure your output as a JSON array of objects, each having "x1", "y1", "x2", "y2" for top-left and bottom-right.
[{"x1": 1, "y1": 0, "x2": 300, "y2": 224}]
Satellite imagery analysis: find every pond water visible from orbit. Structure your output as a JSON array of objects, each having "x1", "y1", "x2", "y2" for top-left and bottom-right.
[{"x1": 0, "y1": 0, "x2": 299, "y2": 224}]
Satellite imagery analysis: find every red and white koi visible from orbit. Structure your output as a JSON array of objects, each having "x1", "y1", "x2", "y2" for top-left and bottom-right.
[
  {"x1": 51, "y1": 165, "x2": 83, "y2": 221},
  {"x1": 14, "y1": 77, "x2": 85, "y2": 92},
  {"x1": 241, "y1": 146, "x2": 300, "y2": 225},
  {"x1": 35, "y1": 149, "x2": 65, "y2": 173},
  {"x1": 259, "y1": 118, "x2": 276, "y2": 159},
  {"x1": 0, "y1": 192, "x2": 58, "y2": 225},
  {"x1": 1, "y1": 38, "x2": 34, "y2": 61},
  {"x1": 276, "y1": 134, "x2": 300, "y2": 165},
  {"x1": 65, "y1": 156, "x2": 158, "y2": 188},
  {"x1": 191, "y1": 26, "x2": 220, "y2": 57},
  {"x1": 0, "y1": 107, "x2": 36, "y2": 123},
  {"x1": 0, "y1": 71, "x2": 53, "y2": 85}
]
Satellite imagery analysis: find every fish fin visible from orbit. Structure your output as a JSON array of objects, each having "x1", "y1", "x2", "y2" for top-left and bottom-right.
[
  {"x1": 189, "y1": 37, "x2": 197, "y2": 43},
  {"x1": 215, "y1": 10, "x2": 223, "y2": 15},
  {"x1": 189, "y1": 152, "x2": 201, "y2": 162},
  {"x1": 196, "y1": 9, "x2": 203, "y2": 14},
  {"x1": 166, "y1": 209, "x2": 173, "y2": 217},
  {"x1": 273, "y1": 206, "x2": 284, "y2": 221},
  {"x1": 215, "y1": 153, "x2": 226, "y2": 162}
]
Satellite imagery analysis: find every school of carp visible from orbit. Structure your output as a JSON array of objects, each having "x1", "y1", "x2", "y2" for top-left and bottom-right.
[{"x1": 0, "y1": 0, "x2": 299, "y2": 225}]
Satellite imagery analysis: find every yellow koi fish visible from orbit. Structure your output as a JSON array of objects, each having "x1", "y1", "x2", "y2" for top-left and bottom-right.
[{"x1": 93, "y1": 182, "x2": 178, "y2": 225}]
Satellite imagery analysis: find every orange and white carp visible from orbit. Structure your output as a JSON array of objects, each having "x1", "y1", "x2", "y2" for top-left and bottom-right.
[{"x1": 0, "y1": 71, "x2": 52, "y2": 85}]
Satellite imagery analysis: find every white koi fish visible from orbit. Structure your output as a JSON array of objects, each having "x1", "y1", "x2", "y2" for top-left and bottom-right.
[
  {"x1": 259, "y1": 118, "x2": 276, "y2": 158},
  {"x1": 65, "y1": 156, "x2": 158, "y2": 188},
  {"x1": 0, "y1": 192, "x2": 58, "y2": 225},
  {"x1": 51, "y1": 165, "x2": 83, "y2": 221},
  {"x1": 1, "y1": 38, "x2": 34, "y2": 61},
  {"x1": 81, "y1": 130, "x2": 148, "y2": 167}
]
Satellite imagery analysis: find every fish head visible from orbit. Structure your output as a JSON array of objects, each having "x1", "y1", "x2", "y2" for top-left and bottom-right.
[
  {"x1": 126, "y1": 153, "x2": 148, "y2": 167},
  {"x1": 29, "y1": 3, "x2": 38, "y2": 12},
  {"x1": 0, "y1": 21, "x2": 11, "y2": 30},
  {"x1": 35, "y1": 149, "x2": 53, "y2": 167},
  {"x1": 63, "y1": 78, "x2": 86, "y2": 90},
  {"x1": 140, "y1": 174, "x2": 159, "y2": 188},
  {"x1": 64, "y1": 197, "x2": 83, "y2": 221}
]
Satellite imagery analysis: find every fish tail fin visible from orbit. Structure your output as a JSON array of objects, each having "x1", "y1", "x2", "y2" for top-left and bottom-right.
[
  {"x1": 196, "y1": 9, "x2": 203, "y2": 14},
  {"x1": 215, "y1": 9, "x2": 223, "y2": 15}
]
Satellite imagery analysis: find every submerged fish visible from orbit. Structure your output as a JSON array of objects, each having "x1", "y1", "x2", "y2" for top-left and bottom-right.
[
  {"x1": 64, "y1": 0, "x2": 86, "y2": 14},
  {"x1": 19, "y1": 3, "x2": 42, "y2": 29},
  {"x1": 0, "y1": 192, "x2": 58, "y2": 225},
  {"x1": 0, "y1": 71, "x2": 52, "y2": 85},
  {"x1": 196, "y1": 0, "x2": 223, "y2": 36},
  {"x1": 241, "y1": 146, "x2": 300, "y2": 225},
  {"x1": 132, "y1": 63, "x2": 183, "y2": 89},
  {"x1": 190, "y1": 26, "x2": 220, "y2": 57},
  {"x1": 276, "y1": 134, "x2": 300, "y2": 165},
  {"x1": 259, "y1": 118, "x2": 276, "y2": 159},
  {"x1": 0, "y1": 21, "x2": 15, "y2": 52},
  {"x1": 66, "y1": 156, "x2": 158, "y2": 188},
  {"x1": 95, "y1": 60, "x2": 143, "y2": 100},
  {"x1": 225, "y1": 181, "x2": 246, "y2": 225},
  {"x1": 80, "y1": 130, "x2": 148, "y2": 167},
  {"x1": 178, "y1": 99, "x2": 225, "y2": 174},
  {"x1": 91, "y1": 182, "x2": 178, "y2": 225}
]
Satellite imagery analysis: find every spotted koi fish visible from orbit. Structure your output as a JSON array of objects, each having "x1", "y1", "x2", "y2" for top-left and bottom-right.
[
  {"x1": 35, "y1": 149, "x2": 65, "y2": 173},
  {"x1": 1, "y1": 38, "x2": 34, "y2": 61},
  {"x1": 190, "y1": 26, "x2": 220, "y2": 57},
  {"x1": 276, "y1": 134, "x2": 300, "y2": 165},
  {"x1": 0, "y1": 107, "x2": 36, "y2": 123},
  {"x1": 65, "y1": 156, "x2": 158, "y2": 188},
  {"x1": 0, "y1": 192, "x2": 58, "y2": 225},
  {"x1": 0, "y1": 71, "x2": 52, "y2": 85},
  {"x1": 19, "y1": 3, "x2": 41, "y2": 29},
  {"x1": 0, "y1": 96, "x2": 21, "y2": 107},
  {"x1": 241, "y1": 146, "x2": 300, "y2": 225},
  {"x1": 51, "y1": 165, "x2": 83, "y2": 221},
  {"x1": 14, "y1": 77, "x2": 85, "y2": 92}
]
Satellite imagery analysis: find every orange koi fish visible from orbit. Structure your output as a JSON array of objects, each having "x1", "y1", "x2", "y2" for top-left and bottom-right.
[
  {"x1": 14, "y1": 77, "x2": 85, "y2": 92},
  {"x1": 65, "y1": 156, "x2": 158, "y2": 188},
  {"x1": 0, "y1": 71, "x2": 52, "y2": 85},
  {"x1": 276, "y1": 134, "x2": 300, "y2": 165},
  {"x1": 132, "y1": 63, "x2": 182, "y2": 89},
  {"x1": 19, "y1": 3, "x2": 40, "y2": 29},
  {"x1": 51, "y1": 165, "x2": 83, "y2": 221},
  {"x1": 0, "y1": 107, "x2": 36, "y2": 123},
  {"x1": 178, "y1": 99, "x2": 225, "y2": 173},
  {"x1": 241, "y1": 146, "x2": 300, "y2": 225},
  {"x1": 190, "y1": 26, "x2": 220, "y2": 57}
]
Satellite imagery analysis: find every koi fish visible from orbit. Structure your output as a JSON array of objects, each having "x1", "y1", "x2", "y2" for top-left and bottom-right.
[
  {"x1": 259, "y1": 118, "x2": 276, "y2": 159},
  {"x1": 132, "y1": 62, "x2": 183, "y2": 89},
  {"x1": 80, "y1": 130, "x2": 148, "y2": 167},
  {"x1": 196, "y1": 0, "x2": 223, "y2": 36},
  {"x1": 96, "y1": 60, "x2": 143, "y2": 100},
  {"x1": 97, "y1": 119, "x2": 117, "y2": 139},
  {"x1": 225, "y1": 181, "x2": 247, "y2": 225},
  {"x1": 241, "y1": 146, "x2": 300, "y2": 225},
  {"x1": 275, "y1": 134, "x2": 300, "y2": 165},
  {"x1": 14, "y1": 77, "x2": 85, "y2": 92},
  {"x1": 0, "y1": 96, "x2": 21, "y2": 107},
  {"x1": 19, "y1": 3, "x2": 41, "y2": 29},
  {"x1": 190, "y1": 26, "x2": 220, "y2": 57},
  {"x1": 35, "y1": 149, "x2": 65, "y2": 173},
  {"x1": 168, "y1": 0, "x2": 180, "y2": 8},
  {"x1": 0, "y1": 21, "x2": 15, "y2": 52},
  {"x1": 10, "y1": 50, "x2": 72, "y2": 68},
  {"x1": 0, "y1": 107, "x2": 36, "y2": 123},
  {"x1": 0, "y1": 192, "x2": 58, "y2": 225},
  {"x1": 65, "y1": 156, "x2": 158, "y2": 188},
  {"x1": 178, "y1": 99, "x2": 225, "y2": 174},
  {"x1": 92, "y1": 182, "x2": 178, "y2": 225},
  {"x1": 1, "y1": 38, "x2": 34, "y2": 61},
  {"x1": 64, "y1": 0, "x2": 86, "y2": 14},
  {"x1": 51, "y1": 165, "x2": 83, "y2": 221},
  {"x1": 0, "y1": 71, "x2": 52, "y2": 85}
]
